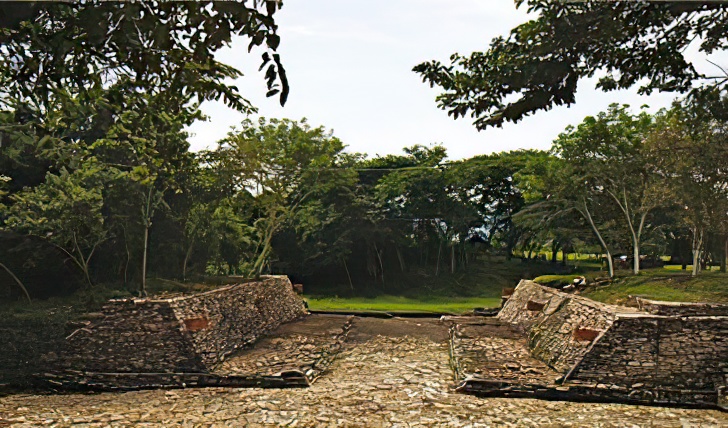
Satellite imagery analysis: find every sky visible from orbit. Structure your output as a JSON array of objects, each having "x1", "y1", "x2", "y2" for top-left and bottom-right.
[{"x1": 186, "y1": 0, "x2": 719, "y2": 161}]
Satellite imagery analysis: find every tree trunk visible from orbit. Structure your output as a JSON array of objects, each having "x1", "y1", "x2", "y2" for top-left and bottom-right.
[
  {"x1": 343, "y1": 258, "x2": 354, "y2": 291},
  {"x1": 450, "y1": 244, "x2": 455, "y2": 274},
  {"x1": 721, "y1": 235, "x2": 727, "y2": 273},
  {"x1": 252, "y1": 232, "x2": 274, "y2": 280},
  {"x1": 561, "y1": 251, "x2": 567, "y2": 266},
  {"x1": 691, "y1": 227, "x2": 704, "y2": 277},
  {"x1": 0, "y1": 261, "x2": 31, "y2": 303},
  {"x1": 551, "y1": 243, "x2": 558, "y2": 263},
  {"x1": 606, "y1": 189, "x2": 647, "y2": 275},
  {"x1": 252, "y1": 212, "x2": 278, "y2": 280},
  {"x1": 182, "y1": 239, "x2": 194, "y2": 282},
  {"x1": 605, "y1": 251, "x2": 614, "y2": 279},
  {"x1": 71, "y1": 232, "x2": 95, "y2": 289},
  {"x1": 373, "y1": 242, "x2": 384, "y2": 284},
  {"x1": 435, "y1": 241, "x2": 442, "y2": 276},
  {"x1": 124, "y1": 237, "x2": 131, "y2": 286},
  {"x1": 396, "y1": 245, "x2": 406, "y2": 273},
  {"x1": 580, "y1": 200, "x2": 614, "y2": 278},
  {"x1": 141, "y1": 224, "x2": 149, "y2": 296}
]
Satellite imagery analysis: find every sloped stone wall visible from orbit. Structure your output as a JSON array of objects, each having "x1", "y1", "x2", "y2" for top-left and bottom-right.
[
  {"x1": 57, "y1": 300, "x2": 204, "y2": 375},
  {"x1": 497, "y1": 280, "x2": 568, "y2": 329},
  {"x1": 497, "y1": 280, "x2": 627, "y2": 373},
  {"x1": 496, "y1": 280, "x2": 728, "y2": 407},
  {"x1": 528, "y1": 298, "x2": 616, "y2": 373},
  {"x1": 566, "y1": 313, "x2": 728, "y2": 392},
  {"x1": 167, "y1": 276, "x2": 307, "y2": 368},
  {"x1": 55, "y1": 276, "x2": 307, "y2": 379}
]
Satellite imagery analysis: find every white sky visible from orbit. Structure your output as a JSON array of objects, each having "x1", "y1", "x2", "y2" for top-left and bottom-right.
[{"x1": 186, "y1": 0, "x2": 723, "y2": 161}]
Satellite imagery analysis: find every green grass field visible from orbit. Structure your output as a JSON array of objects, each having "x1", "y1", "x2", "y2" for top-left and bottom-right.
[{"x1": 305, "y1": 295, "x2": 501, "y2": 314}]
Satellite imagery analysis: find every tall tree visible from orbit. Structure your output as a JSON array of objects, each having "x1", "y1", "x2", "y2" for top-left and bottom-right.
[
  {"x1": 0, "y1": 174, "x2": 31, "y2": 302},
  {"x1": 553, "y1": 104, "x2": 669, "y2": 274},
  {"x1": 516, "y1": 156, "x2": 621, "y2": 278},
  {"x1": 448, "y1": 151, "x2": 545, "y2": 257},
  {"x1": 0, "y1": 1, "x2": 288, "y2": 115},
  {"x1": 649, "y1": 100, "x2": 728, "y2": 276},
  {"x1": 218, "y1": 118, "x2": 355, "y2": 279}
]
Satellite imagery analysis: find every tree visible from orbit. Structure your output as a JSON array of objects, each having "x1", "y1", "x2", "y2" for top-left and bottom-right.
[
  {"x1": 414, "y1": 1, "x2": 728, "y2": 129},
  {"x1": 5, "y1": 164, "x2": 108, "y2": 288},
  {"x1": 516, "y1": 156, "x2": 622, "y2": 278},
  {"x1": 553, "y1": 104, "x2": 669, "y2": 274},
  {"x1": 0, "y1": 1, "x2": 294, "y2": 293},
  {"x1": 0, "y1": 1, "x2": 288, "y2": 118},
  {"x1": 0, "y1": 174, "x2": 31, "y2": 302},
  {"x1": 448, "y1": 151, "x2": 545, "y2": 258},
  {"x1": 649, "y1": 100, "x2": 728, "y2": 276},
  {"x1": 375, "y1": 151, "x2": 473, "y2": 276},
  {"x1": 218, "y1": 118, "x2": 355, "y2": 279}
]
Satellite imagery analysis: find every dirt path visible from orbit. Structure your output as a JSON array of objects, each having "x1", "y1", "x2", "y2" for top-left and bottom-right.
[{"x1": 1, "y1": 317, "x2": 726, "y2": 427}]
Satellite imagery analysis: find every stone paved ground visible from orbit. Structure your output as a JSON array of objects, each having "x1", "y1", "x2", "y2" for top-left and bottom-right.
[
  {"x1": 1, "y1": 317, "x2": 726, "y2": 427},
  {"x1": 216, "y1": 315, "x2": 353, "y2": 382}
]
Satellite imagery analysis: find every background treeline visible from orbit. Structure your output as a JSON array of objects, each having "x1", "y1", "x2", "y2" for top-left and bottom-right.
[{"x1": 1, "y1": 97, "x2": 726, "y2": 301}]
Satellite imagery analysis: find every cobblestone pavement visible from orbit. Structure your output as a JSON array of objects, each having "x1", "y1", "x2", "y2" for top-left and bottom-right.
[
  {"x1": 1, "y1": 317, "x2": 726, "y2": 427},
  {"x1": 215, "y1": 315, "x2": 353, "y2": 383},
  {"x1": 452, "y1": 320, "x2": 559, "y2": 385}
]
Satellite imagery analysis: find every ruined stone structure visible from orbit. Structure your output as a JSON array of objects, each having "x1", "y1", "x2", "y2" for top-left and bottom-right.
[
  {"x1": 497, "y1": 281, "x2": 636, "y2": 373},
  {"x1": 49, "y1": 276, "x2": 309, "y2": 389},
  {"x1": 491, "y1": 280, "x2": 728, "y2": 408}
]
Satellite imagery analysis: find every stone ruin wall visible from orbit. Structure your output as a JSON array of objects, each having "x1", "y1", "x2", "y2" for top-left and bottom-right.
[
  {"x1": 55, "y1": 276, "x2": 307, "y2": 378},
  {"x1": 633, "y1": 297, "x2": 728, "y2": 317},
  {"x1": 566, "y1": 314, "x2": 728, "y2": 393},
  {"x1": 498, "y1": 279, "x2": 728, "y2": 406},
  {"x1": 497, "y1": 280, "x2": 621, "y2": 373},
  {"x1": 58, "y1": 299, "x2": 205, "y2": 375},
  {"x1": 167, "y1": 276, "x2": 306, "y2": 368},
  {"x1": 496, "y1": 280, "x2": 564, "y2": 329}
]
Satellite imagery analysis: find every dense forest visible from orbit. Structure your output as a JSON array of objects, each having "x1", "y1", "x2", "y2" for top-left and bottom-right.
[{"x1": 0, "y1": 1, "x2": 727, "y2": 302}]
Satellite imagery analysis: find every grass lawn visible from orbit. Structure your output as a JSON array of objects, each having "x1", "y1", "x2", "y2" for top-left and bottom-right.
[
  {"x1": 583, "y1": 267, "x2": 728, "y2": 305},
  {"x1": 305, "y1": 295, "x2": 501, "y2": 314}
]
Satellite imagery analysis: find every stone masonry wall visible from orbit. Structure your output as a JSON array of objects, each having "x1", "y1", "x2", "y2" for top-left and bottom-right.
[
  {"x1": 633, "y1": 297, "x2": 728, "y2": 317},
  {"x1": 56, "y1": 276, "x2": 307, "y2": 377},
  {"x1": 58, "y1": 299, "x2": 204, "y2": 375},
  {"x1": 167, "y1": 276, "x2": 307, "y2": 368},
  {"x1": 566, "y1": 313, "x2": 728, "y2": 392},
  {"x1": 497, "y1": 280, "x2": 569, "y2": 329},
  {"x1": 528, "y1": 298, "x2": 617, "y2": 373},
  {"x1": 497, "y1": 280, "x2": 625, "y2": 373},
  {"x1": 497, "y1": 280, "x2": 727, "y2": 407}
]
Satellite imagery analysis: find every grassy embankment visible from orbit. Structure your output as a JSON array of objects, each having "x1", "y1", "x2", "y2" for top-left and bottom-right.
[{"x1": 582, "y1": 267, "x2": 728, "y2": 305}]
